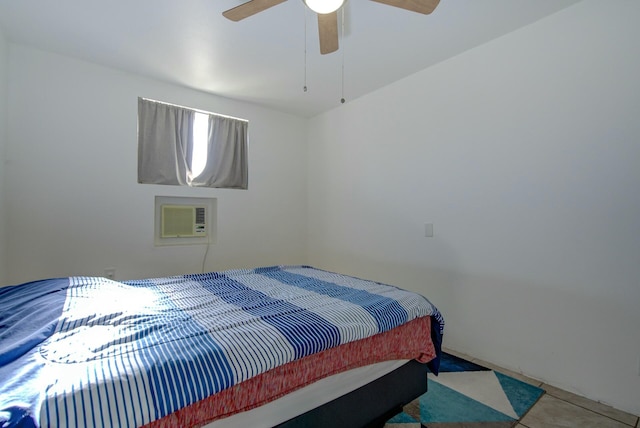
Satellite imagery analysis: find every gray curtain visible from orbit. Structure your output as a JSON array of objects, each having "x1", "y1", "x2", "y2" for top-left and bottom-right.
[
  {"x1": 138, "y1": 98, "x2": 194, "y2": 185},
  {"x1": 190, "y1": 115, "x2": 248, "y2": 189},
  {"x1": 138, "y1": 97, "x2": 248, "y2": 189}
]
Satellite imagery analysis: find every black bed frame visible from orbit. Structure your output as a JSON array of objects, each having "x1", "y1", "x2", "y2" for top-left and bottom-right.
[{"x1": 275, "y1": 360, "x2": 429, "y2": 428}]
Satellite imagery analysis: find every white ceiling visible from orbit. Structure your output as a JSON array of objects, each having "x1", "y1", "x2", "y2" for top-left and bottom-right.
[{"x1": 0, "y1": 0, "x2": 581, "y2": 117}]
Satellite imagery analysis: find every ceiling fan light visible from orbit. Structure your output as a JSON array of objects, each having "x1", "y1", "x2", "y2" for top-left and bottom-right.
[{"x1": 304, "y1": 0, "x2": 345, "y2": 14}]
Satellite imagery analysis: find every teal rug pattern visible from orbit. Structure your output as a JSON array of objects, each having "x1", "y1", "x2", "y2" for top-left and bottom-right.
[{"x1": 385, "y1": 353, "x2": 544, "y2": 428}]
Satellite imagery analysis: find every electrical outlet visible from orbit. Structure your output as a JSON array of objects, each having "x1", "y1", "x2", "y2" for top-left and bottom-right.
[
  {"x1": 104, "y1": 268, "x2": 116, "y2": 280},
  {"x1": 424, "y1": 223, "x2": 434, "y2": 238}
]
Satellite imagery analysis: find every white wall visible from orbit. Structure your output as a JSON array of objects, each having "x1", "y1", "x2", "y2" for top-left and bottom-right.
[
  {"x1": 4, "y1": 45, "x2": 309, "y2": 284},
  {"x1": 308, "y1": 0, "x2": 640, "y2": 416},
  {"x1": 0, "y1": 26, "x2": 8, "y2": 284}
]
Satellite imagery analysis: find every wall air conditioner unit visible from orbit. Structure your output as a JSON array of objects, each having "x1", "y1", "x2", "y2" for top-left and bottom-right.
[
  {"x1": 155, "y1": 196, "x2": 216, "y2": 246},
  {"x1": 161, "y1": 205, "x2": 207, "y2": 238}
]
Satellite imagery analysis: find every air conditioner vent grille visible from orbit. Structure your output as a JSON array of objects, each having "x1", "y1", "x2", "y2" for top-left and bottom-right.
[{"x1": 161, "y1": 205, "x2": 207, "y2": 238}]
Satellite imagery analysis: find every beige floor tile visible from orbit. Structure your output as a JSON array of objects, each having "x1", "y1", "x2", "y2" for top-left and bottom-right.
[
  {"x1": 520, "y1": 394, "x2": 630, "y2": 428},
  {"x1": 542, "y1": 383, "x2": 638, "y2": 426}
]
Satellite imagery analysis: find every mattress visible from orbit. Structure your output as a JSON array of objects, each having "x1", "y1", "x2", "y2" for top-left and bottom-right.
[{"x1": 204, "y1": 360, "x2": 410, "y2": 428}]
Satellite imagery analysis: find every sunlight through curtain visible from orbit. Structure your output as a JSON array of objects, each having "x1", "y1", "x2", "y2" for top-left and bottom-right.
[{"x1": 138, "y1": 98, "x2": 248, "y2": 189}]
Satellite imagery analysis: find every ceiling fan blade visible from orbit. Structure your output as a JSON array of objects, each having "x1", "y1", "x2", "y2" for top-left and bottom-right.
[
  {"x1": 369, "y1": 0, "x2": 440, "y2": 14},
  {"x1": 223, "y1": 0, "x2": 288, "y2": 21},
  {"x1": 318, "y1": 12, "x2": 339, "y2": 55}
]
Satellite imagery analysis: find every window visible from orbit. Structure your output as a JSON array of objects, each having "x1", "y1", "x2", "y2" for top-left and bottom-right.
[
  {"x1": 191, "y1": 112, "x2": 209, "y2": 179},
  {"x1": 137, "y1": 98, "x2": 248, "y2": 189}
]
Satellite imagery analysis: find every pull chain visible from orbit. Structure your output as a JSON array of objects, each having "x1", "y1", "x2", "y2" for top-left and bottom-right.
[
  {"x1": 340, "y1": 7, "x2": 345, "y2": 104},
  {"x1": 303, "y1": 8, "x2": 308, "y2": 92}
]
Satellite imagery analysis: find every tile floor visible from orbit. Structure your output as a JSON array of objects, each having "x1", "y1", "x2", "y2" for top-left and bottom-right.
[{"x1": 443, "y1": 348, "x2": 639, "y2": 428}]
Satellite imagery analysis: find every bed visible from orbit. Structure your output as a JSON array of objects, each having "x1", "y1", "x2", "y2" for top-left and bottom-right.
[{"x1": 0, "y1": 265, "x2": 443, "y2": 428}]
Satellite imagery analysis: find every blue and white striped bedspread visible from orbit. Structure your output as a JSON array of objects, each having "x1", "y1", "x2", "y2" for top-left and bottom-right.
[{"x1": 0, "y1": 265, "x2": 443, "y2": 428}]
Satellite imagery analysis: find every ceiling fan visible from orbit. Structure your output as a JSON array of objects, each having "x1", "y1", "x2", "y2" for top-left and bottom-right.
[{"x1": 223, "y1": 0, "x2": 440, "y2": 55}]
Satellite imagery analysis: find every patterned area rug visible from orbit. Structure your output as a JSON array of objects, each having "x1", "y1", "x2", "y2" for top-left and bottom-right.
[{"x1": 384, "y1": 352, "x2": 544, "y2": 428}]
